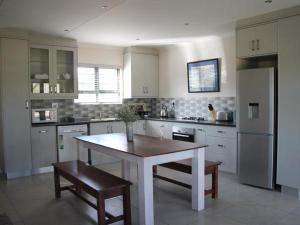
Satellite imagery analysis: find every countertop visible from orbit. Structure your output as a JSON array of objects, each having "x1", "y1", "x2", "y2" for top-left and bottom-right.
[
  {"x1": 76, "y1": 133, "x2": 207, "y2": 157},
  {"x1": 31, "y1": 117, "x2": 236, "y2": 127}
]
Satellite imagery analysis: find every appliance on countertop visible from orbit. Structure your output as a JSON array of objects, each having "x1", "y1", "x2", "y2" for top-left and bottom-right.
[
  {"x1": 172, "y1": 126, "x2": 195, "y2": 142},
  {"x1": 32, "y1": 108, "x2": 58, "y2": 123},
  {"x1": 237, "y1": 67, "x2": 277, "y2": 189},
  {"x1": 179, "y1": 116, "x2": 205, "y2": 122},
  {"x1": 216, "y1": 111, "x2": 233, "y2": 122},
  {"x1": 160, "y1": 104, "x2": 168, "y2": 118},
  {"x1": 57, "y1": 124, "x2": 88, "y2": 163}
]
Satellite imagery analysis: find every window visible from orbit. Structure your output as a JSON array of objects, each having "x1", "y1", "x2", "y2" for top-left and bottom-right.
[{"x1": 75, "y1": 66, "x2": 122, "y2": 104}]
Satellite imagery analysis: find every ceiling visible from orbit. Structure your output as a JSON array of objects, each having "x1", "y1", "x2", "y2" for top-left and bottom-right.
[{"x1": 0, "y1": 0, "x2": 299, "y2": 46}]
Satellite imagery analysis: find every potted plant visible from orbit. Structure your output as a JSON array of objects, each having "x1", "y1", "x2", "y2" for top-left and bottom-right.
[{"x1": 117, "y1": 105, "x2": 138, "y2": 141}]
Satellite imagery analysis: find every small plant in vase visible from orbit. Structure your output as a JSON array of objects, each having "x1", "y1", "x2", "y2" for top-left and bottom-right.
[{"x1": 117, "y1": 105, "x2": 138, "y2": 141}]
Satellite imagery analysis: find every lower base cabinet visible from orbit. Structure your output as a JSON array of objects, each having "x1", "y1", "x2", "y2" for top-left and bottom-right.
[
  {"x1": 90, "y1": 121, "x2": 125, "y2": 165},
  {"x1": 31, "y1": 126, "x2": 56, "y2": 172},
  {"x1": 145, "y1": 120, "x2": 237, "y2": 174}
]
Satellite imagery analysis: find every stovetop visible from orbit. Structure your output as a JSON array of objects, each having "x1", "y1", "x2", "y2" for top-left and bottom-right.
[{"x1": 180, "y1": 117, "x2": 205, "y2": 121}]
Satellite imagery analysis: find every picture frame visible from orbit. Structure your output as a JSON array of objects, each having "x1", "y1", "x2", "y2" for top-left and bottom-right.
[{"x1": 187, "y1": 58, "x2": 220, "y2": 93}]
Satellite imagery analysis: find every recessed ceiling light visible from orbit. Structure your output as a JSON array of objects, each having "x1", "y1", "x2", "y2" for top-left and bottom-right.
[
  {"x1": 265, "y1": 0, "x2": 272, "y2": 3},
  {"x1": 102, "y1": 5, "x2": 108, "y2": 9},
  {"x1": 184, "y1": 22, "x2": 190, "y2": 26}
]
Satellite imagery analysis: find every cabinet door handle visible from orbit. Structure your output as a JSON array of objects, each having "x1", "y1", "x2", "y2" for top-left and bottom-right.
[
  {"x1": 25, "y1": 100, "x2": 29, "y2": 109},
  {"x1": 110, "y1": 125, "x2": 113, "y2": 133},
  {"x1": 218, "y1": 144, "x2": 225, "y2": 148},
  {"x1": 54, "y1": 85, "x2": 57, "y2": 93},
  {"x1": 251, "y1": 40, "x2": 255, "y2": 51},
  {"x1": 217, "y1": 130, "x2": 225, "y2": 134},
  {"x1": 50, "y1": 85, "x2": 53, "y2": 93},
  {"x1": 256, "y1": 40, "x2": 260, "y2": 50},
  {"x1": 197, "y1": 128, "x2": 204, "y2": 132},
  {"x1": 38, "y1": 130, "x2": 48, "y2": 134}
]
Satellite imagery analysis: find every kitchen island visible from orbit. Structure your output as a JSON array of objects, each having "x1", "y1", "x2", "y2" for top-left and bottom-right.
[{"x1": 76, "y1": 133, "x2": 207, "y2": 225}]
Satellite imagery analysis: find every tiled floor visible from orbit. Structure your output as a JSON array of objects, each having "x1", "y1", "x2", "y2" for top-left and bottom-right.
[{"x1": 0, "y1": 162, "x2": 300, "y2": 225}]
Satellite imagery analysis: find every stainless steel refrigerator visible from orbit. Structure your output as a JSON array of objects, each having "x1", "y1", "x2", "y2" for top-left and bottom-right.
[{"x1": 237, "y1": 67, "x2": 276, "y2": 189}]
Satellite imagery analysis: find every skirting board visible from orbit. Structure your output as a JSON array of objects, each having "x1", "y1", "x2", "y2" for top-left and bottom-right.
[
  {"x1": 31, "y1": 166, "x2": 53, "y2": 175},
  {"x1": 282, "y1": 186, "x2": 300, "y2": 198},
  {"x1": 6, "y1": 170, "x2": 31, "y2": 179}
]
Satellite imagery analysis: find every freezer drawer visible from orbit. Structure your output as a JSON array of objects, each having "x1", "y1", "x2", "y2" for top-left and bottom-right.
[{"x1": 238, "y1": 133, "x2": 274, "y2": 189}]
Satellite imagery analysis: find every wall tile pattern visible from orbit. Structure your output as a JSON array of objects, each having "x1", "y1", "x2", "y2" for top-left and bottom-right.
[
  {"x1": 151, "y1": 97, "x2": 236, "y2": 119},
  {"x1": 31, "y1": 97, "x2": 235, "y2": 120}
]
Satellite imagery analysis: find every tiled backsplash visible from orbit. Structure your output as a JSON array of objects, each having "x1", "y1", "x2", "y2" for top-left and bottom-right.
[
  {"x1": 151, "y1": 97, "x2": 236, "y2": 118},
  {"x1": 31, "y1": 97, "x2": 235, "y2": 120}
]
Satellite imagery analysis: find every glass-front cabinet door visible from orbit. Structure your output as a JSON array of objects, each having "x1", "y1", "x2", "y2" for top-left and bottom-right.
[
  {"x1": 29, "y1": 46, "x2": 52, "y2": 98},
  {"x1": 53, "y1": 47, "x2": 78, "y2": 98},
  {"x1": 29, "y1": 45, "x2": 78, "y2": 99}
]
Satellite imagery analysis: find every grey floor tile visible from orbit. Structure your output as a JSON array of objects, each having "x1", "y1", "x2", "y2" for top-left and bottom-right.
[{"x1": 0, "y1": 163, "x2": 299, "y2": 225}]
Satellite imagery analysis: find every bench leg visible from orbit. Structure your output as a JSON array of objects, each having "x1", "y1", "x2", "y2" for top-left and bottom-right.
[
  {"x1": 54, "y1": 167, "x2": 61, "y2": 199},
  {"x1": 97, "y1": 193, "x2": 106, "y2": 225},
  {"x1": 153, "y1": 165, "x2": 157, "y2": 175},
  {"x1": 212, "y1": 167, "x2": 218, "y2": 199},
  {"x1": 123, "y1": 186, "x2": 132, "y2": 225}
]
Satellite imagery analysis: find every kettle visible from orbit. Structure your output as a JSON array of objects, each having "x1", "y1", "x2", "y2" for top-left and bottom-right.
[{"x1": 160, "y1": 104, "x2": 168, "y2": 118}]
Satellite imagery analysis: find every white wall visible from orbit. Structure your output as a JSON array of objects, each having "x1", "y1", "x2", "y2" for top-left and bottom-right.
[
  {"x1": 78, "y1": 43, "x2": 124, "y2": 67},
  {"x1": 158, "y1": 35, "x2": 236, "y2": 98}
]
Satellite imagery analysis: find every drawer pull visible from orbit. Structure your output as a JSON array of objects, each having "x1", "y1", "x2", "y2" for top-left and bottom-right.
[
  {"x1": 217, "y1": 130, "x2": 225, "y2": 134},
  {"x1": 197, "y1": 129, "x2": 204, "y2": 131},
  {"x1": 218, "y1": 144, "x2": 225, "y2": 148},
  {"x1": 38, "y1": 130, "x2": 48, "y2": 134}
]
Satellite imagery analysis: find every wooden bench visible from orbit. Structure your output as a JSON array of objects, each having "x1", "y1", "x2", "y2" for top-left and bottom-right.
[
  {"x1": 53, "y1": 160, "x2": 132, "y2": 225},
  {"x1": 153, "y1": 160, "x2": 221, "y2": 198}
]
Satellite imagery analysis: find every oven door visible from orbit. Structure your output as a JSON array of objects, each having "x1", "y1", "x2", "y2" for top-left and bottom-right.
[{"x1": 172, "y1": 132, "x2": 195, "y2": 142}]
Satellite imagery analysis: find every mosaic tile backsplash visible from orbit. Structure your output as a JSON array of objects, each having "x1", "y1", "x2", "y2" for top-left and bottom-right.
[{"x1": 31, "y1": 97, "x2": 235, "y2": 120}]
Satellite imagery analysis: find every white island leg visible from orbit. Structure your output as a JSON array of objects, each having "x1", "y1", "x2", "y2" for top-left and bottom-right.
[
  {"x1": 122, "y1": 160, "x2": 131, "y2": 181},
  {"x1": 192, "y1": 148, "x2": 205, "y2": 211},
  {"x1": 137, "y1": 158, "x2": 154, "y2": 225}
]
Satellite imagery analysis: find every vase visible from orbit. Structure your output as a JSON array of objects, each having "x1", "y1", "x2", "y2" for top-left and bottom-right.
[{"x1": 125, "y1": 122, "x2": 134, "y2": 142}]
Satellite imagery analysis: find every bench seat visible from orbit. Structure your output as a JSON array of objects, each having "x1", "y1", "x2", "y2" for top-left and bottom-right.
[
  {"x1": 53, "y1": 160, "x2": 132, "y2": 225},
  {"x1": 154, "y1": 160, "x2": 221, "y2": 198}
]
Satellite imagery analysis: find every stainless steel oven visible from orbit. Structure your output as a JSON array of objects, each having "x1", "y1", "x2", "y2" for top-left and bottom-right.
[
  {"x1": 172, "y1": 126, "x2": 195, "y2": 143},
  {"x1": 32, "y1": 108, "x2": 58, "y2": 123}
]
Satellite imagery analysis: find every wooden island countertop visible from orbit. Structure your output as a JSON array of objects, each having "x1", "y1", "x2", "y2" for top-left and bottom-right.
[{"x1": 75, "y1": 133, "x2": 207, "y2": 158}]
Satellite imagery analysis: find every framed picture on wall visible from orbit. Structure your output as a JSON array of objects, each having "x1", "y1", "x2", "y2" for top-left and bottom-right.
[{"x1": 187, "y1": 58, "x2": 220, "y2": 93}]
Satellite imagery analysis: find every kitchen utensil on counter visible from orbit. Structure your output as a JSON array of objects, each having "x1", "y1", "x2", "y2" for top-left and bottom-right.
[
  {"x1": 160, "y1": 104, "x2": 168, "y2": 118},
  {"x1": 216, "y1": 111, "x2": 233, "y2": 121},
  {"x1": 208, "y1": 104, "x2": 217, "y2": 121},
  {"x1": 169, "y1": 102, "x2": 176, "y2": 118}
]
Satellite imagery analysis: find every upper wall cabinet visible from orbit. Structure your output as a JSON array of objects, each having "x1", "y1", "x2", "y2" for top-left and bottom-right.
[
  {"x1": 30, "y1": 45, "x2": 78, "y2": 99},
  {"x1": 236, "y1": 22, "x2": 278, "y2": 58},
  {"x1": 123, "y1": 47, "x2": 159, "y2": 98}
]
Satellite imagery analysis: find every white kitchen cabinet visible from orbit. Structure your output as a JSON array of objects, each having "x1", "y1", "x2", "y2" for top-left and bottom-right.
[
  {"x1": 90, "y1": 122, "x2": 124, "y2": 165},
  {"x1": 146, "y1": 120, "x2": 237, "y2": 174},
  {"x1": 0, "y1": 38, "x2": 32, "y2": 179},
  {"x1": 277, "y1": 15, "x2": 300, "y2": 190},
  {"x1": 31, "y1": 126, "x2": 56, "y2": 172},
  {"x1": 29, "y1": 45, "x2": 78, "y2": 99},
  {"x1": 111, "y1": 121, "x2": 126, "y2": 133},
  {"x1": 133, "y1": 120, "x2": 146, "y2": 135},
  {"x1": 146, "y1": 120, "x2": 173, "y2": 139},
  {"x1": 195, "y1": 126, "x2": 206, "y2": 144},
  {"x1": 123, "y1": 47, "x2": 159, "y2": 98},
  {"x1": 237, "y1": 22, "x2": 277, "y2": 58}
]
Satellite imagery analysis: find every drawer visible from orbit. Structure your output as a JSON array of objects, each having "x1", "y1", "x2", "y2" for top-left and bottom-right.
[
  {"x1": 206, "y1": 126, "x2": 236, "y2": 139},
  {"x1": 206, "y1": 136, "x2": 237, "y2": 174}
]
